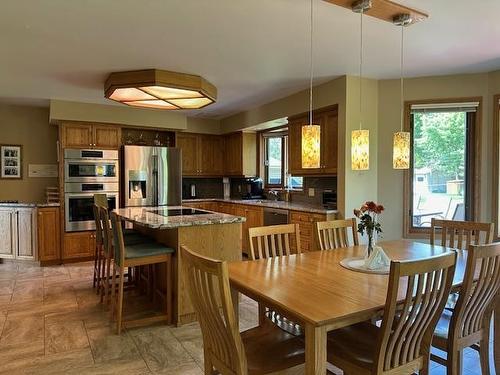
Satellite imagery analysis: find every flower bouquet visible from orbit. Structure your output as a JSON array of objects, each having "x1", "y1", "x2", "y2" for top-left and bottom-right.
[{"x1": 354, "y1": 201, "x2": 384, "y2": 257}]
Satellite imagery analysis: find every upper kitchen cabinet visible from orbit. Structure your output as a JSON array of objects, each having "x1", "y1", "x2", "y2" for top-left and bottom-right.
[
  {"x1": 224, "y1": 132, "x2": 257, "y2": 177},
  {"x1": 288, "y1": 105, "x2": 338, "y2": 175},
  {"x1": 60, "y1": 122, "x2": 121, "y2": 149},
  {"x1": 176, "y1": 133, "x2": 224, "y2": 176}
]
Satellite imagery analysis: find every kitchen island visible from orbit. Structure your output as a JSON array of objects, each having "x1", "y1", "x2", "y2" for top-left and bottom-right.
[{"x1": 114, "y1": 206, "x2": 245, "y2": 326}]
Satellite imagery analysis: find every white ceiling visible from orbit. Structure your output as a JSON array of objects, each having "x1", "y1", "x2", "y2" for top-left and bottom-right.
[{"x1": 1, "y1": 0, "x2": 499, "y2": 119}]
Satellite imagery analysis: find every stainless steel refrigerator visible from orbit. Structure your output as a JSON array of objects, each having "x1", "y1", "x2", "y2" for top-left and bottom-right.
[{"x1": 122, "y1": 145, "x2": 182, "y2": 207}]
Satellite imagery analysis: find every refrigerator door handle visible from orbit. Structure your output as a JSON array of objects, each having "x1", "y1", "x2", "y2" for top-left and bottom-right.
[{"x1": 152, "y1": 154, "x2": 158, "y2": 207}]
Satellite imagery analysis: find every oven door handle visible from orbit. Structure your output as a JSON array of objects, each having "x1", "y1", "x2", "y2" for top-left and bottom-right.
[{"x1": 152, "y1": 155, "x2": 158, "y2": 207}]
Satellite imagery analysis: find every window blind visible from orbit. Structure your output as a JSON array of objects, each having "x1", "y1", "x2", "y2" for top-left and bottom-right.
[{"x1": 411, "y1": 102, "x2": 479, "y2": 113}]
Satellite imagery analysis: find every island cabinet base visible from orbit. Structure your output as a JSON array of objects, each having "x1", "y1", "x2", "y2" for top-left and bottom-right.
[{"x1": 136, "y1": 222, "x2": 242, "y2": 326}]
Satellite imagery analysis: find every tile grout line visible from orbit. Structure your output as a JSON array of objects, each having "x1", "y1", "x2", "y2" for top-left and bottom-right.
[
  {"x1": 127, "y1": 329, "x2": 154, "y2": 373},
  {"x1": 82, "y1": 320, "x2": 97, "y2": 365}
]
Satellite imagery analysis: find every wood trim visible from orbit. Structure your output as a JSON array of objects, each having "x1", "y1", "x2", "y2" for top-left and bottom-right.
[
  {"x1": 287, "y1": 104, "x2": 338, "y2": 123},
  {"x1": 322, "y1": 0, "x2": 428, "y2": 25},
  {"x1": 493, "y1": 94, "x2": 500, "y2": 239},
  {"x1": 403, "y1": 97, "x2": 483, "y2": 239}
]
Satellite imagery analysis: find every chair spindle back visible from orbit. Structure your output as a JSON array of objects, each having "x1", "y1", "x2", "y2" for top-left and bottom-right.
[
  {"x1": 316, "y1": 218, "x2": 359, "y2": 250},
  {"x1": 181, "y1": 246, "x2": 247, "y2": 375},
  {"x1": 430, "y1": 219, "x2": 493, "y2": 250},
  {"x1": 376, "y1": 252, "x2": 457, "y2": 373},
  {"x1": 248, "y1": 224, "x2": 301, "y2": 260}
]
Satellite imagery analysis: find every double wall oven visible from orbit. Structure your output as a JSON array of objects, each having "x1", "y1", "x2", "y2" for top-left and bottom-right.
[{"x1": 64, "y1": 149, "x2": 119, "y2": 232}]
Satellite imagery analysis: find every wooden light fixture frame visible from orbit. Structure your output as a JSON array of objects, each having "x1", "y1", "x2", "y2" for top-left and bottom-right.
[
  {"x1": 104, "y1": 69, "x2": 217, "y2": 109},
  {"x1": 323, "y1": 0, "x2": 428, "y2": 25}
]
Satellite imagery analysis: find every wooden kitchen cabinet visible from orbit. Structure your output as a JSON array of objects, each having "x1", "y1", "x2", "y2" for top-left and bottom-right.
[
  {"x1": 288, "y1": 105, "x2": 338, "y2": 175},
  {"x1": 37, "y1": 207, "x2": 61, "y2": 262},
  {"x1": 0, "y1": 207, "x2": 37, "y2": 260},
  {"x1": 239, "y1": 205, "x2": 263, "y2": 253},
  {"x1": 63, "y1": 231, "x2": 95, "y2": 260},
  {"x1": 224, "y1": 132, "x2": 257, "y2": 177},
  {"x1": 177, "y1": 133, "x2": 224, "y2": 176},
  {"x1": 290, "y1": 211, "x2": 328, "y2": 252},
  {"x1": 60, "y1": 122, "x2": 121, "y2": 149},
  {"x1": 0, "y1": 208, "x2": 15, "y2": 258}
]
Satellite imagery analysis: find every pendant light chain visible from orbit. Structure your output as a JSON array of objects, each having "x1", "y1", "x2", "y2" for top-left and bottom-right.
[
  {"x1": 359, "y1": 8, "x2": 363, "y2": 130},
  {"x1": 309, "y1": 0, "x2": 314, "y2": 126},
  {"x1": 400, "y1": 24, "x2": 404, "y2": 131}
]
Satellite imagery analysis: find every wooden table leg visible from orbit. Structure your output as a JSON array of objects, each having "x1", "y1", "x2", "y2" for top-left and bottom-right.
[
  {"x1": 231, "y1": 289, "x2": 239, "y2": 327},
  {"x1": 305, "y1": 323, "x2": 327, "y2": 375}
]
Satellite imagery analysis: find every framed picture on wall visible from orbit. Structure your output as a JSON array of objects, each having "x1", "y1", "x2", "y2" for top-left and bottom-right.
[{"x1": 1, "y1": 145, "x2": 22, "y2": 179}]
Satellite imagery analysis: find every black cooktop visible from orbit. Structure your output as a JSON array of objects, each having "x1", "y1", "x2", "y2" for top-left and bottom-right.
[{"x1": 150, "y1": 208, "x2": 208, "y2": 217}]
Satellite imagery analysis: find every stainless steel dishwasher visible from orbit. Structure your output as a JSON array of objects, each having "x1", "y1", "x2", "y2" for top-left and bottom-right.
[{"x1": 263, "y1": 207, "x2": 289, "y2": 226}]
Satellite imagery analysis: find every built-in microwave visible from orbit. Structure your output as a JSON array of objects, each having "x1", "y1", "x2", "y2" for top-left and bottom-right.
[
  {"x1": 64, "y1": 149, "x2": 119, "y2": 183},
  {"x1": 65, "y1": 192, "x2": 118, "y2": 232}
]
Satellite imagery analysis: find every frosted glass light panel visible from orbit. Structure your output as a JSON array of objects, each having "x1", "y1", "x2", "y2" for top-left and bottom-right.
[
  {"x1": 109, "y1": 88, "x2": 156, "y2": 101},
  {"x1": 140, "y1": 86, "x2": 203, "y2": 99},
  {"x1": 351, "y1": 129, "x2": 369, "y2": 170},
  {"x1": 393, "y1": 131, "x2": 410, "y2": 169},
  {"x1": 301, "y1": 124, "x2": 321, "y2": 168}
]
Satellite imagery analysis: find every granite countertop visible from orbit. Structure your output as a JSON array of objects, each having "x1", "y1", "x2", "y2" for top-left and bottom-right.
[
  {"x1": 114, "y1": 206, "x2": 246, "y2": 229},
  {"x1": 0, "y1": 202, "x2": 60, "y2": 208},
  {"x1": 182, "y1": 198, "x2": 337, "y2": 215}
]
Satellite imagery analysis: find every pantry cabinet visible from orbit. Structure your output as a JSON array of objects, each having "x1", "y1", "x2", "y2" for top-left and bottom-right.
[
  {"x1": 177, "y1": 133, "x2": 224, "y2": 176},
  {"x1": 0, "y1": 207, "x2": 37, "y2": 260},
  {"x1": 60, "y1": 122, "x2": 121, "y2": 149},
  {"x1": 288, "y1": 105, "x2": 338, "y2": 175}
]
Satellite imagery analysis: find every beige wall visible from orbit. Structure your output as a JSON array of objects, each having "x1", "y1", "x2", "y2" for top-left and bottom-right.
[
  {"x1": 377, "y1": 72, "x2": 498, "y2": 240},
  {"x1": 185, "y1": 117, "x2": 222, "y2": 134},
  {"x1": 0, "y1": 104, "x2": 58, "y2": 202}
]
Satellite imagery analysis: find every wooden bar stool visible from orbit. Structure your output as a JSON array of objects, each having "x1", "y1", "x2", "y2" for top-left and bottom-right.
[
  {"x1": 92, "y1": 194, "x2": 109, "y2": 293},
  {"x1": 181, "y1": 245, "x2": 305, "y2": 375},
  {"x1": 316, "y1": 218, "x2": 359, "y2": 250},
  {"x1": 108, "y1": 210, "x2": 174, "y2": 334}
]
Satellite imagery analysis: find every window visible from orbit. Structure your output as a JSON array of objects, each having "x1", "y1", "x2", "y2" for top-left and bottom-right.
[
  {"x1": 262, "y1": 130, "x2": 303, "y2": 190},
  {"x1": 406, "y1": 100, "x2": 480, "y2": 234}
]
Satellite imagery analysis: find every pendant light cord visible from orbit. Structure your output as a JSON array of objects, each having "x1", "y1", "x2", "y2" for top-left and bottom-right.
[
  {"x1": 309, "y1": 0, "x2": 314, "y2": 126},
  {"x1": 400, "y1": 24, "x2": 404, "y2": 132},
  {"x1": 359, "y1": 9, "x2": 364, "y2": 130}
]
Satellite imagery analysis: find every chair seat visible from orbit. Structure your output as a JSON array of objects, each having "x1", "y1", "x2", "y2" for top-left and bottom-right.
[
  {"x1": 241, "y1": 323, "x2": 305, "y2": 375},
  {"x1": 125, "y1": 242, "x2": 174, "y2": 260},
  {"x1": 432, "y1": 309, "x2": 453, "y2": 350},
  {"x1": 327, "y1": 321, "x2": 380, "y2": 371}
]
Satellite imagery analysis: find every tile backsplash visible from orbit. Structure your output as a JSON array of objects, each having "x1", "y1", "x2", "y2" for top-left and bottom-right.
[
  {"x1": 182, "y1": 178, "x2": 223, "y2": 199},
  {"x1": 290, "y1": 177, "x2": 336, "y2": 206}
]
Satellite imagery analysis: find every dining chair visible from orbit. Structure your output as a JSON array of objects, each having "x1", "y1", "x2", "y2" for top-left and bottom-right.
[
  {"x1": 327, "y1": 251, "x2": 457, "y2": 375},
  {"x1": 248, "y1": 224, "x2": 301, "y2": 260},
  {"x1": 107, "y1": 210, "x2": 174, "y2": 334},
  {"x1": 316, "y1": 218, "x2": 359, "y2": 250},
  {"x1": 430, "y1": 218, "x2": 494, "y2": 250},
  {"x1": 248, "y1": 224, "x2": 302, "y2": 334},
  {"x1": 181, "y1": 245, "x2": 305, "y2": 375},
  {"x1": 431, "y1": 242, "x2": 500, "y2": 375}
]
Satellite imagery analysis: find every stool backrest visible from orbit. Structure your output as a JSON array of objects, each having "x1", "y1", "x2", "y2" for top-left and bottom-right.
[
  {"x1": 316, "y1": 218, "x2": 359, "y2": 250},
  {"x1": 181, "y1": 245, "x2": 247, "y2": 375},
  {"x1": 98, "y1": 206, "x2": 113, "y2": 258},
  {"x1": 451, "y1": 243, "x2": 500, "y2": 340},
  {"x1": 110, "y1": 211, "x2": 126, "y2": 267},
  {"x1": 376, "y1": 252, "x2": 456, "y2": 373},
  {"x1": 430, "y1": 218, "x2": 493, "y2": 250},
  {"x1": 248, "y1": 224, "x2": 300, "y2": 260},
  {"x1": 92, "y1": 204, "x2": 104, "y2": 246}
]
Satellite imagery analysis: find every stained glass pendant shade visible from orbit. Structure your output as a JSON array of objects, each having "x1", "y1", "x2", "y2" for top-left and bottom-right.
[
  {"x1": 104, "y1": 69, "x2": 217, "y2": 110},
  {"x1": 351, "y1": 129, "x2": 369, "y2": 170},
  {"x1": 302, "y1": 124, "x2": 321, "y2": 168}
]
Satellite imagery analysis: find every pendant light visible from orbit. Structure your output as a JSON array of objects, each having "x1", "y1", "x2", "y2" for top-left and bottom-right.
[
  {"x1": 351, "y1": 0, "x2": 371, "y2": 171},
  {"x1": 392, "y1": 14, "x2": 412, "y2": 169},
  {"x1": 301, "y1": 0, "x2": 321, "y2": 169}
]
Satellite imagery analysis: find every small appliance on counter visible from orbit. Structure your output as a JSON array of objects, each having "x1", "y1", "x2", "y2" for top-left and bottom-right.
[
  {"x1": 230, "y1": 177, "x2": 264, "y2": 200},
  {"x1": 322, "y1": 190, "x2": 337, "y2": 209},
  {"x1": 223, "y1": 177, "x2": 230, "y2": 200}
]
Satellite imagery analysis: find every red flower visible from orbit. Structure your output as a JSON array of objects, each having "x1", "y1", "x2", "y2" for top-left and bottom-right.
[
  {"x1": 353, "y1": 209, "x2": 361, "y2": 218},
  {"x1": 366, "y1": 201, "x2": 377, "y2": 211},
  {"x1": 376, "y1": 205, "x2": 385, "y2": 214}
]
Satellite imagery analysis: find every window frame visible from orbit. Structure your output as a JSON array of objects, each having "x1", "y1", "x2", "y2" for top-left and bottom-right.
[
  {"x1": 403, "y1": 97, "x2": 482, "y2": 238},
  {"x1": 263, "y1": 132, "x2": 286, "y2": 188}
]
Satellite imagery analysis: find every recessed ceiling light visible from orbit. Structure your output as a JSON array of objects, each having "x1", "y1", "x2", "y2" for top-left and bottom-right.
[{"x1": 104, "y1": 69, "x2": 217, "y2": 110}]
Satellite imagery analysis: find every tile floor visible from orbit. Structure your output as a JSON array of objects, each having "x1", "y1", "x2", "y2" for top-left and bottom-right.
[{"x1": 0, "y1": 260, "x2": 491, "y2": 374}]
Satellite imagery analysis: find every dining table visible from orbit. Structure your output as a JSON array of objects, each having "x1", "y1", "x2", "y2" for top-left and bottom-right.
[{"x1": 227, "y1": 239, "x2": 488, "y2": 375}]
